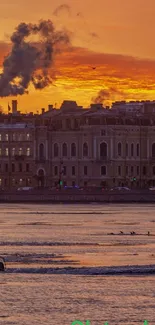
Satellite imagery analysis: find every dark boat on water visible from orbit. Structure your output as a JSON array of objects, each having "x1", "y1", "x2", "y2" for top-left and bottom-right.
[{"x1": 0, "y1": 257, "x2": 5, "y2": 271}]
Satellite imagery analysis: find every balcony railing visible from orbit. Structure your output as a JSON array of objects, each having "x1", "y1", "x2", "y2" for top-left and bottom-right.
[
  {"x1": 35, "y1": 157, "x2": 46, "y2": 163},
  {"x1": 14, "y1": 154, "x2": 25, "y2": 161},
  {"x1": 96, "y1": 156, "x2": 108, "y2": 162}
]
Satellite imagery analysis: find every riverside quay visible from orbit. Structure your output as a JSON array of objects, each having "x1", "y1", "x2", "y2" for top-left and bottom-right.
[{"x1": 1, "y1": 99, "x2": 155, "y2": 190}]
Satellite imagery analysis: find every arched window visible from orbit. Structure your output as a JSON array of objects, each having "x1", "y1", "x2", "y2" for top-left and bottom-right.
[
  {"x1": 152, "y1": 143, "x2": 155, "y2": 157},
  {"x1": 137, "y1": 143, "x2": 139, "y2": 156},
  {"x1": 39, "y1": 143, "x2": 44, "y2": 159},
  {"x1": 71, "y1": 143, "x2": 76, "y2": 157},
  {"x1": 19, "y1": 148, "x2": 23, "y2": 156},
  {"x1": 101, "y1": 166, "x2": 106, "y2": 176},
  {"x1": 62, "y1": 143, "x2": 67, "y2": 157},
  {"x1": 100, "y1": 142, "x2": 107, "y2": 158},
  {"x1": 153, "y1": 166, "x2": 155, "y2": 175},
  {"x1": 38, "y1": 169, "x2": 44, "y2": 176},
  {"x1": 54, "y1": 143, "x2": 59, "y2": 157},
  {"x1": 126, "y1": 143, "x2": 128, "y2": 156},
  {"x1": 131, "y1": 143, "x2": 134, "y2": 157},
  {"x1": 54, "y1": 166, "x2": 58, "y2": 176},
  {"x1": 143, "y1": 166, "x2": 147, "y2": 175},
  {"x1": 83, "y1": 143, "x2": 88, "y2": 157},
  {"x1": 118, "y1": 142, "x2": 122, "y2": 156}
]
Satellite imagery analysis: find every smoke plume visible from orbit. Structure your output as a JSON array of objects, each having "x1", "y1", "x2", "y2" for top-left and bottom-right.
[
  {"x1": 92, "y1": 87, "x2": 127, "y2": 104},
  {"x1": 0, "y1": 20, "x2": 70, "y2": 97},
  {"x1": 53, "y1": 4, "x2": 71, "y2": 16}
]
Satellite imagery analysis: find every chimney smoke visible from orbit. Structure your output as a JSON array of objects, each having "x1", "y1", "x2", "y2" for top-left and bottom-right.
[{"x1": 0, "y1": 20, "x2": 70, "y2": 97}]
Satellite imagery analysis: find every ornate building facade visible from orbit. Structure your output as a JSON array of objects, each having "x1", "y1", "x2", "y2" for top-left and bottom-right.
[{"x1": 0, "y1": 99, "x2": 155, "y2": 189}]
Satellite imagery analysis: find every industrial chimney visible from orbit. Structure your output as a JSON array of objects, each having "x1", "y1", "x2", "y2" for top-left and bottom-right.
[
  {"x1": 48, "y1": 104, "x2": 53, "y2": 111},
  {"x1": 12, "y1": 100, "x2": 17, "y2": 114}
]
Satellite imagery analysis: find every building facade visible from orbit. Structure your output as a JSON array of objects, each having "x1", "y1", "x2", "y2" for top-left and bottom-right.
[{"x1": 1, "y1": 99, "x2": 155, "y2": 189}]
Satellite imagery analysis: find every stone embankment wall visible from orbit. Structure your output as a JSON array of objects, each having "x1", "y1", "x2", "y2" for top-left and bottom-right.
[{"x1": 0, "y1": 190, "x2": 155, "y2": 203}]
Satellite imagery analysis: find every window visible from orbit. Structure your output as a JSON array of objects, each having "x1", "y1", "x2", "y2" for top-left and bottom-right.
[
  {"x1": 26, "y1": 133, "x2": 30, "y2": 141},
  {"x1": 5, "y1": 148, "x2": 8, "y2": 156},
  {"x1": 26, "y1": 178, "x2": 31, "y2": 186},
  {"x1": 126, "y1": 143, "x2": 128, "y2": 156},
  {"x1": 101, "y1": 130, "x2": 106, "y2": 136},
  {"x1": 100, "y1": 142, "x2": 107, "y2": 158},
  {"x1": 0, "y1": 134, "x2": 1, "y2": 141},
  {"x1": 5, "y1": 134, "x2": 8, "y2": 141},
  {"x1": 118, "y1": 142, "x2": 122, "y2": 156},
  {"x1": 62, "y1": 143, "x2": 67, "y2": 157},
  {"x1": 19, "y1": 148, "x2": 22, "y2": 156},
  {"x1": 12, "y1": 148, "x2": 15, "y2": 156},
  {"x1": 62, "y1": 166, "x2": 66, "y2": 176},
  {"x1": 19, "y1": 163, "x2": 22, "y2": 172},
  {"x1": 26, "y1": 148, "x2": 30, "y2": 156},
  {"x1": 0, "y1": 178, "x2": 2, "y2": 186},
  {"x1": 137, "y1": 143, "x2": 139, "y2": 156},
  {"x1": 84, "y1": 166, "x2": 88, "y2": 175},
  {"x1": 118, "y1": 166, "x2": 121, "y2": 176},
  {"x1": 131, "y1": 166, "x2": 134, "y2": 174},
  {"x1": 101, "y1": 166, "x2": 106, "y2": 176},
  {"x1": 19, "y1": 179, "x2": 23, "y2": 185},
  {"x1": 131, "y1": 143, "x2": 134, "y2": 157},
  {"x1": 54, "y1": 143, "x2": 59, "y2": 157},
  {"x1": 143, "y1": 166, "x2": 146, "y2": 175},
  {"x1": 4, "y1": 179, "x2": 7, "y2": 186},
  {"x1": 84, "y1": 181, "x2": 87, "y2": 186},
  {"x1": 39, "y1": 143, "x2": 44, "y2": 159},
  {"x1": 72, "y1": 180, "x2": 75, "y2": 187},
  {"x1": 0, "y1": 148, "x2": 2, "y2": 156},
  {"x1": 26, "y1": 163, "x2": 30, "y2": 172},
  {"x1": 18, "y1": 134, "x2": 23, "y2": 141},
  {"x1": 153, "y1": 166, "x2": 155, "y2": 175},
  {"x1": 137, "y1": 166, "x2": 139, "y2": 175},
  {"x1": 71, "y1": 143, "x2": 76, "y2": 157},
  {"x1": 54, "y1": 166, "x2": 58, "y2": 176},
  {"x1": 12, "y1": 163, "x2": 15, "y2": 172},
  {"x1": 12, "y1": 133, "x2": 16, "y2": 141},
  {"x1": 83, "y1": 143, "x2": 88, "y2": 157},
  {"x1": 152, "y1": 143, "x2": 155, "y2": 157},
  {"x1": 12, "y1": 179, "x2": 15, "y2": 186},
  {"x1": 126, "y1": 166, "x2": 128, "y2": 175},
  {"x1": 5, "y1": 164, "x2": 8, "y2": 172},
  {"x1": 72, "y1": 166, "x2": 75, "y2": 176}
]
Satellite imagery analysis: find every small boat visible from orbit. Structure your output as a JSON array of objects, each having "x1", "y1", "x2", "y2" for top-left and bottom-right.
[{"x1": 0, "y1": 257, "x2": 5, "y2": 271}]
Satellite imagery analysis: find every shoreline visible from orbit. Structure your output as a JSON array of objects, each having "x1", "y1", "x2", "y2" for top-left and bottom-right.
[{"x1": 0, "y1": 191, "x2": 155, "y2": 203}]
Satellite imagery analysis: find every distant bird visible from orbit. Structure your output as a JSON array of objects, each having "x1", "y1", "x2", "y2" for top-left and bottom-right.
[
  {"x1": 89, "y1": 66, "x2": 96, "y2": 70},
  {"x1": 148, "y1": 231, "x2": 150, "y2": 236},
  {"x1": 130, "y1": 231, "x2": 136, "y2": 235},
  {"x1": 120, "y1": 231, "x2": 124, "y2": 234}
]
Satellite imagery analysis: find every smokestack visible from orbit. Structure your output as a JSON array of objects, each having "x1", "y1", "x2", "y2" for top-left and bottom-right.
[
  {"x1": 42, "y1": 108, "x2": 45, "y2": 114},
  {"x1": 12, "y1": 100, "x2": 17, "y2": 114},
  {"x1": 48, "y1": 104, "x2": 53, "y2": 111}
]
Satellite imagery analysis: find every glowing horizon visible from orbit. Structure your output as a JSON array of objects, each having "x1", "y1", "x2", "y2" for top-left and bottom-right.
[{"x1": 1, "y1": 0, "x2": 155, "y2": 112}]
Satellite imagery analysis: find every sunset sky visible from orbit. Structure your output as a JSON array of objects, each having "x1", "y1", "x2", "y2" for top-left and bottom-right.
[{"x1": 1, "y1": 0, "x2": 155, "y2": 112}]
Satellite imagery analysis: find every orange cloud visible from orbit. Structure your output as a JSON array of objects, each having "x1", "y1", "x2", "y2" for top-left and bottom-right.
[{"x1": 1, "y1": 42, "x2": 155, "y2": 110}]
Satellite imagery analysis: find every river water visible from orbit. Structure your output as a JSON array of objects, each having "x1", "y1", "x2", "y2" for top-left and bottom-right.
[{"x1": 0, "y1": 203, "x2": 155, "y2": 325}]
